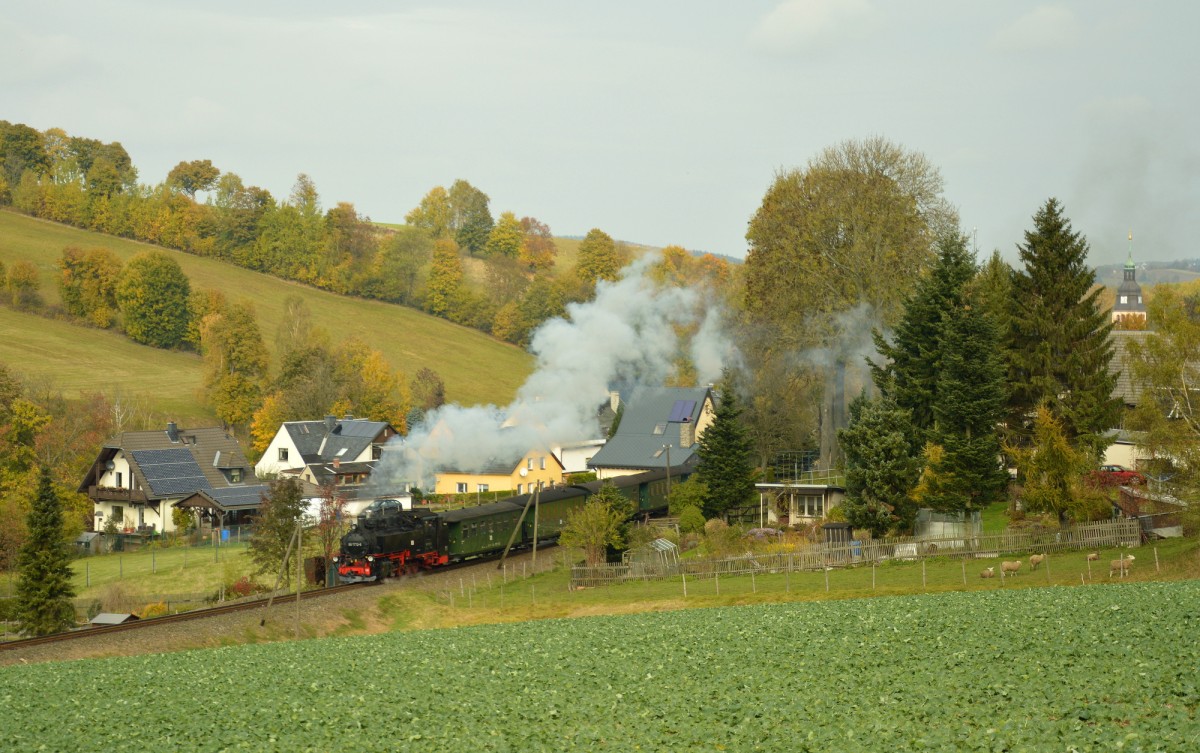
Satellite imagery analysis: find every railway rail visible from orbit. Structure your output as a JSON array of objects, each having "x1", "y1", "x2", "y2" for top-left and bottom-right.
[{"x1": 0, "y1": 582, "x2": 369, "y2": 651}]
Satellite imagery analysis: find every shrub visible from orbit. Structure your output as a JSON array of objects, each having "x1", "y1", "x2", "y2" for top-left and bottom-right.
[{"x1": 678, "y1": 505, "x2": 706, "y2": 534}]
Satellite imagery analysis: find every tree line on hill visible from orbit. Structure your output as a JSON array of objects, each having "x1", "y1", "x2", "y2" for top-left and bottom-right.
[{"x1": 0, "y1": 121, "x2": 732, "y2": 348}]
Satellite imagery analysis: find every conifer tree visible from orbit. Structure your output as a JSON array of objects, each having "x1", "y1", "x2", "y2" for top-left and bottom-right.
[
  {"x1": 695, "y1": 385, "x2": 756, "y2": 519},
  {"x1": 1006, "y1": 199, "x2": 1119, "y2": 460},
  {"x1": 924, "y1": 289, "x2": 1008, "y2": 513},
  {"x1": 16, "y1": 467, "x2": 77, "y2": 636},
  {"x1": 873, "y1": 233, "x2": 977, "y2": 436},
  {"x1": 838, "y1": 392, "x2": 923, "y2": 536}
]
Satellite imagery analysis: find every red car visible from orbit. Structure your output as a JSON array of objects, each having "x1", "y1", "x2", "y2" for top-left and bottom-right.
[{"x1": 1097, "y1": 464, "x2": 1146, "y2": 485}]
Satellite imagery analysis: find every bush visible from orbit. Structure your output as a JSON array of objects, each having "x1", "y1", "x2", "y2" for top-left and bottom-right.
[
  {"x1": 678, "y1": 505, "x2": 706, "y2": 534},
  {"x1": 137, "y1": 601, "x2": 168, "y2": 619}
]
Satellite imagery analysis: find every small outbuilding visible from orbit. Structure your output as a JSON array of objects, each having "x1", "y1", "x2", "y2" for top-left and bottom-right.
[{"x1": 89, "y1": 613, "x2": 139, "y2": 627}]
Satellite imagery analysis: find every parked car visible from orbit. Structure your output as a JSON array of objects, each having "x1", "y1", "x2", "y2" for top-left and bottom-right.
[{"x1": 1096, "y1": 464, "x2": 1146, "y2": 485}]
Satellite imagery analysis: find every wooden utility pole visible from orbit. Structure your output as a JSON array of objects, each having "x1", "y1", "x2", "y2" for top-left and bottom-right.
[
  {"x1": 532, "y1": 486, "x2": 541, "y2": 568},
  {"x1": 498, "y1": 491, "x2": 537, "y2": 568}
]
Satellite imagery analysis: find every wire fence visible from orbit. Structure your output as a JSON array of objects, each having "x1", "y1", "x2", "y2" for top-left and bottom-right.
[{"x1": 570, "y1": 518, "x2": 1143, "y2": 588}]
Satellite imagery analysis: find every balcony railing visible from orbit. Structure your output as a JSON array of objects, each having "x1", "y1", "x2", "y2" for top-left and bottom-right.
[{"x1": 88, "y1": 486, "x2": 149, "y2": 503}]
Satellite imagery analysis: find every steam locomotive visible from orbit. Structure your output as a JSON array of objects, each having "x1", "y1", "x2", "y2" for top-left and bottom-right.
[{"x1": 335, "y1": 466, "x2": 686, "y2": 583}]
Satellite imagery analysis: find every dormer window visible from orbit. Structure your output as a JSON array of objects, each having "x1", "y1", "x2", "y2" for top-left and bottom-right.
[
  {"x1": 1120, "y1": 295, "x2": 1127, "y2": 305},
  {"x1": 230, "y1": 468, "x2": 243, "y2": 483}
]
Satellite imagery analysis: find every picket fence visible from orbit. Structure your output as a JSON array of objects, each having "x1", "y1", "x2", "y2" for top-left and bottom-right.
[{"x1": 570, "y1": 518, "x2": 1142, "y2": 589}]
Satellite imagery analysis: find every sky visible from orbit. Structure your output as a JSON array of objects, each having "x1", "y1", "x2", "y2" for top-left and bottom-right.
[{"x1": 3, "y1": 1, "x2": 1197, "y2": 269}]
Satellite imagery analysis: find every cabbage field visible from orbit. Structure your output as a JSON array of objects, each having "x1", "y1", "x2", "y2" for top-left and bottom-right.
[{"x1": 1, "y1": 580, "x2": 1197, "y2": 751}]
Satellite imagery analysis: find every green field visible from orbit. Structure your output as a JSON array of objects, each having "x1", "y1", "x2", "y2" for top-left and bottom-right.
[
  {"x1": 0, "y1": 210, "x2": 532, "y2": 409},
  {"x1": 1, "y1": 580, "x2": 1195, "y2": 750}
]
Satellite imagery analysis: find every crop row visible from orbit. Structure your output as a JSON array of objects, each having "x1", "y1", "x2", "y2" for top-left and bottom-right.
[{"x1": 1, "y1": 581, "x2": 1196, "y2": 751}]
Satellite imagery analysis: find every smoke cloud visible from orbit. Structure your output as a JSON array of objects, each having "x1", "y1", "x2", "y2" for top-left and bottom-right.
[{"x1": 370, "y1": 256, "x2": 739, "y2": 491}]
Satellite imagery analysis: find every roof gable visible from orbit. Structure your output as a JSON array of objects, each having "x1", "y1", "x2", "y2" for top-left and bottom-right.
[{"x1": 589, "y1": 387, "x2": 712, "y2": 470}]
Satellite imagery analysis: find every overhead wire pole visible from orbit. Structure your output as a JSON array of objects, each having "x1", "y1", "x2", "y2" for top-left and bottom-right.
[
  {"x1": 295, "y1": 522, "x2": 302, "y2": 640},
  {"x1": 531, "y1": 485, "x2": 541, "y2": 568},
  {"x1": 261, "y1": 522, "x2": 300, "y2": 626},
  {"x1": 498, "y1": 490, "x2": 537, "y2": 568}
]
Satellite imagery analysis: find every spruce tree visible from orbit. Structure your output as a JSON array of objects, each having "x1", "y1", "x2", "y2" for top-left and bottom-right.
[
  {"x1": 1006, "y1": 199, "x2": 1120, "y2": 460},
  {"x1": 16, "y1": 467, "x2": 77, "y2": 636},
  {"x1": 838, "y1": 392, "x2": 923, "y2": 536},
  {"x1": 925, "y1": 291, "x2": 1008, "y2": 513},
  {"x1": 696, "y1": 386, "x2": 756, "y2": 519},
  {"x1": 873, "y1": 233, "x2": 978, "y2": 437}
]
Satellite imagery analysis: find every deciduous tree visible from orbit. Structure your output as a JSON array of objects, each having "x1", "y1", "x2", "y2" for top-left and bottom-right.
[
  {"x1": 166, "y1": 159, "x2": 220, "y2": 198},
  {"x1": 558, "y1": 484, "x2": 630, "y2": 566},
  {"x1": 15, "y1": 467, "x2": 76, "y2": 636},
  {"x1": 200, "y1": 300, "x2": 270, "y2": 428},
  {"x1": 518, "y1": 216, "x2": 556, "y2": 271},
  {"x1": 448, "y1": 179, "x2": 493, "y2": 255},
  {"x1": 249, "y1": 478, "x2": 306, "y2": 585},
  {"x1": 58, "y1": 247, "x2": 122, "y2": 327},
  {"x1": 405, "y1": 185, "x2": 452, "y2": 239},
  {"x1": 576, "y1": 228, "x2": 621, "y2": 290},
  {"x1": 425, "y1": 238, "x2": 465, "y2": 317},
  {"x1": 116, "y1": 250, "x2": 192, "y2": 348},
  {"x1": 5, "y1": 259, "x2": 42, "y2": 310}
]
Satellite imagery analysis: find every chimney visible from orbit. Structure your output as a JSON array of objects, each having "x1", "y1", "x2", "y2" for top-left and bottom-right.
[
  {"x1": 680, "y1": 420, "x2": 694, "y2": 448},
  {"x1": 324, "y1": 415, "x2": 337, "y2": 433},
  {"x1": 166, "y1": 422, "x2": 179, "y2": 442},
  {"x1": 333, "y1": 457, "x2": 340, "y2": 470},
  {"x1": 609, "y1": 391, "x2": 620, "y2": 412}
]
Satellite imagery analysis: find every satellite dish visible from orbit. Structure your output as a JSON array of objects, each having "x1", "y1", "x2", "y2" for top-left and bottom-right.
[
  {"x1": 105, "y1": 461, "x2": 116, "y2": 471},
  {"x1": 519, "y1": 468, "x2": 529, "y2": 477}
]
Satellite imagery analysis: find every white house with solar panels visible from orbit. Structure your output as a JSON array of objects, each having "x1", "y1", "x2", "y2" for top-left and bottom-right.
[{"x1": 79, "y1": 423, "x2": 266, "y2": 534}]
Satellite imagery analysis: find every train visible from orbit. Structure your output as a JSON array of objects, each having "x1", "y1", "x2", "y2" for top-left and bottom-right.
[{"x1": 334, "y1": 466, "x2": 688, "y2": 583}]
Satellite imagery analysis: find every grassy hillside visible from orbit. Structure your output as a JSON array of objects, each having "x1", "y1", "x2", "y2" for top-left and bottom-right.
[{"x1": 0, "y1": 210, "x2": 532, "y2": 409}]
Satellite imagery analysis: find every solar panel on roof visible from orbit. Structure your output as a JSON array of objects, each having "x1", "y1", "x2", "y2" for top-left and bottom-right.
[
  {"x1": 668, "y1": 400, "x2": 696, "y2": 423},
  {"x1": 131, "y1": 448, "x2": 212, "y2": 497},
  {"x1": 337, "y1": 421, "x2": 383, "y2": 438}
]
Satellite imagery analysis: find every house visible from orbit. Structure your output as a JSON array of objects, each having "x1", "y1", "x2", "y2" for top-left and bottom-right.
[
  {"x1": 587, "y1": 386, "x2": 715, "y2": 479},
  {"x1": 255, "y1": 415, "x2": 403, "y2": 517},
  {"x1": 79, "y1": 423, "x2": 264, "y2": 534},
  {"x1": 434, "y1": 448, "x2": 565, "y2": 496},
  {"x1": 255, "y1": 414, "x2": 399, "y2": 478}
]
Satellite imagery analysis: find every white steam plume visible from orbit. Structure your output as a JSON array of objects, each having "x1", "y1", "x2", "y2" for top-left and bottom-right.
[{"x1": 371, "y1": 256, "x2": 738, "y2": 491}]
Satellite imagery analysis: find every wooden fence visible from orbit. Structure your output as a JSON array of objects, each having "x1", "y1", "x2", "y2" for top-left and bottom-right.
[{"x1": 570, "y1": 518, "x2": 1142, "y2": 589}]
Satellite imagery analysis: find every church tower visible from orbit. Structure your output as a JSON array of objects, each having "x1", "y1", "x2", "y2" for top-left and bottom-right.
[{"x1": 1112, "y1": 232, "x2": 1147, "y2": 327}]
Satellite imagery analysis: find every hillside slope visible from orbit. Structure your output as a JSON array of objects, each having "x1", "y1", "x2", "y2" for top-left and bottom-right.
[{"x1": 0, "y1": 210, "x2": 532, "y2": 409}]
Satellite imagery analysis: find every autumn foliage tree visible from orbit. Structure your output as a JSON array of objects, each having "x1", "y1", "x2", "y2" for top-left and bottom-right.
[
  {"x1": 116, "y1": 250, "x2": 192, "y2": 348},
  {"x1": 200, "y1": 300, "x2": 270, "y2": 428},
  {"x1": 576, "y1": 228, "x2": 622, "y2": 290},
  {"x1": 558, "y1": 484, "x2": 632, "y2": 566},
  {"x1": 58, "y1": 246, "x2": 122, "y2": 327}
]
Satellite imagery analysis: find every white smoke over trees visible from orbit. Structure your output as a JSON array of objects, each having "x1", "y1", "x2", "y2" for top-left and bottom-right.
[{"x1": 371, "y1": 256, "x2": 738, "y2": 491}]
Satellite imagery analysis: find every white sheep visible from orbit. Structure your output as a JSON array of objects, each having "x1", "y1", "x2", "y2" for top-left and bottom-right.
[
  {"x1": 1109, "y1": 555, "x2": 1135, "y2": 577},
  {"x1": 1029, "y1": 553, "x2": 1046, "y2": 570},
  {"x1": 1000, "y1": 560, "x2": 1022, "y2": 576},
  {"x1": 980, "y1": 567, "x2": 995, "y2": 579}
]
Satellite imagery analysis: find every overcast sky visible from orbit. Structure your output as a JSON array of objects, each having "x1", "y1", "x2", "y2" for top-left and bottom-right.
[{"x1": 4, "y1": 1, "x2": 1196, "y2": 268}]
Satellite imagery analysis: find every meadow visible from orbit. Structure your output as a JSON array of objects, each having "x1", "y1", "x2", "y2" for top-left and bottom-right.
[{"x1": 0, "y1": 210, "x2": 533, "y2": 410}]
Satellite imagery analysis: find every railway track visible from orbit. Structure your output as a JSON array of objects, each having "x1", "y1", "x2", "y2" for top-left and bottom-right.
[{"x1": 0, "y1": 582, "x2": 370, "y2": 651}]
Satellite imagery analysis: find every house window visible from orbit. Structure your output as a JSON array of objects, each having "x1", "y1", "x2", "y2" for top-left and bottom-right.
[
  {"x1": 653, "y1": 423, "x2": 666, "y2": 435},
  {"x1": 112, "y1": 505, "x2": 123, "y2": 527},
  {"x1": 517, "y1": 484, "x2": 523, "y2": 494},
  {"x1": 230, "y1": 468, "x2": 243, "y2": 483},
  {"x1": 540, "y1": 457, "x2": 546, "y2": 470},
  {"x1": 478, "y1": 484, "x2": 489, "y2": 493},
  {"x1": 527, "y1": 458, "x2": 534, "y2": 470},
  {"x1": 456, "y1": 483, "x2": 468, "y2": 494},
  {"x1": 116, "y1": 471, "x2": 123, "y2": 487},
  {"x1": 1138, "y1": 296, "x2": 1143, "y2": 304},
  {"x1": 279, "y1": 447, "x2": 289, "y2": 462},
  {"x1": 1120, "y1": 295, "x2": 1128, "y2": 304},
  {"x1": 372, "y1": 445, "x2": 382, "y2": 460}
]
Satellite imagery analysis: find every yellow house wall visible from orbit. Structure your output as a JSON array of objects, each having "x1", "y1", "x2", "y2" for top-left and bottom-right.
[{"x1": 434, "y1": 450, "x2": 564, "y2": 495}]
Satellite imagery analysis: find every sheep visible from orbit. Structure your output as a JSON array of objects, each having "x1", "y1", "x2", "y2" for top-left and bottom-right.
[
  {"x1": 1000, "y1": 560, "x2": 1022, "y2": 576},
  {"x1": 980, "y1": 567, "x2": 995, "y2": 579},
  {"x1": 1109, "y1": 555, "x2": 1136, "y2": 577},
  {"x1": 1086, "y1": 552, "x2": 1099, "y2": 562},
  {"x1": 1029, "y1": 553, "x2": 1046, "y2": 570}
]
